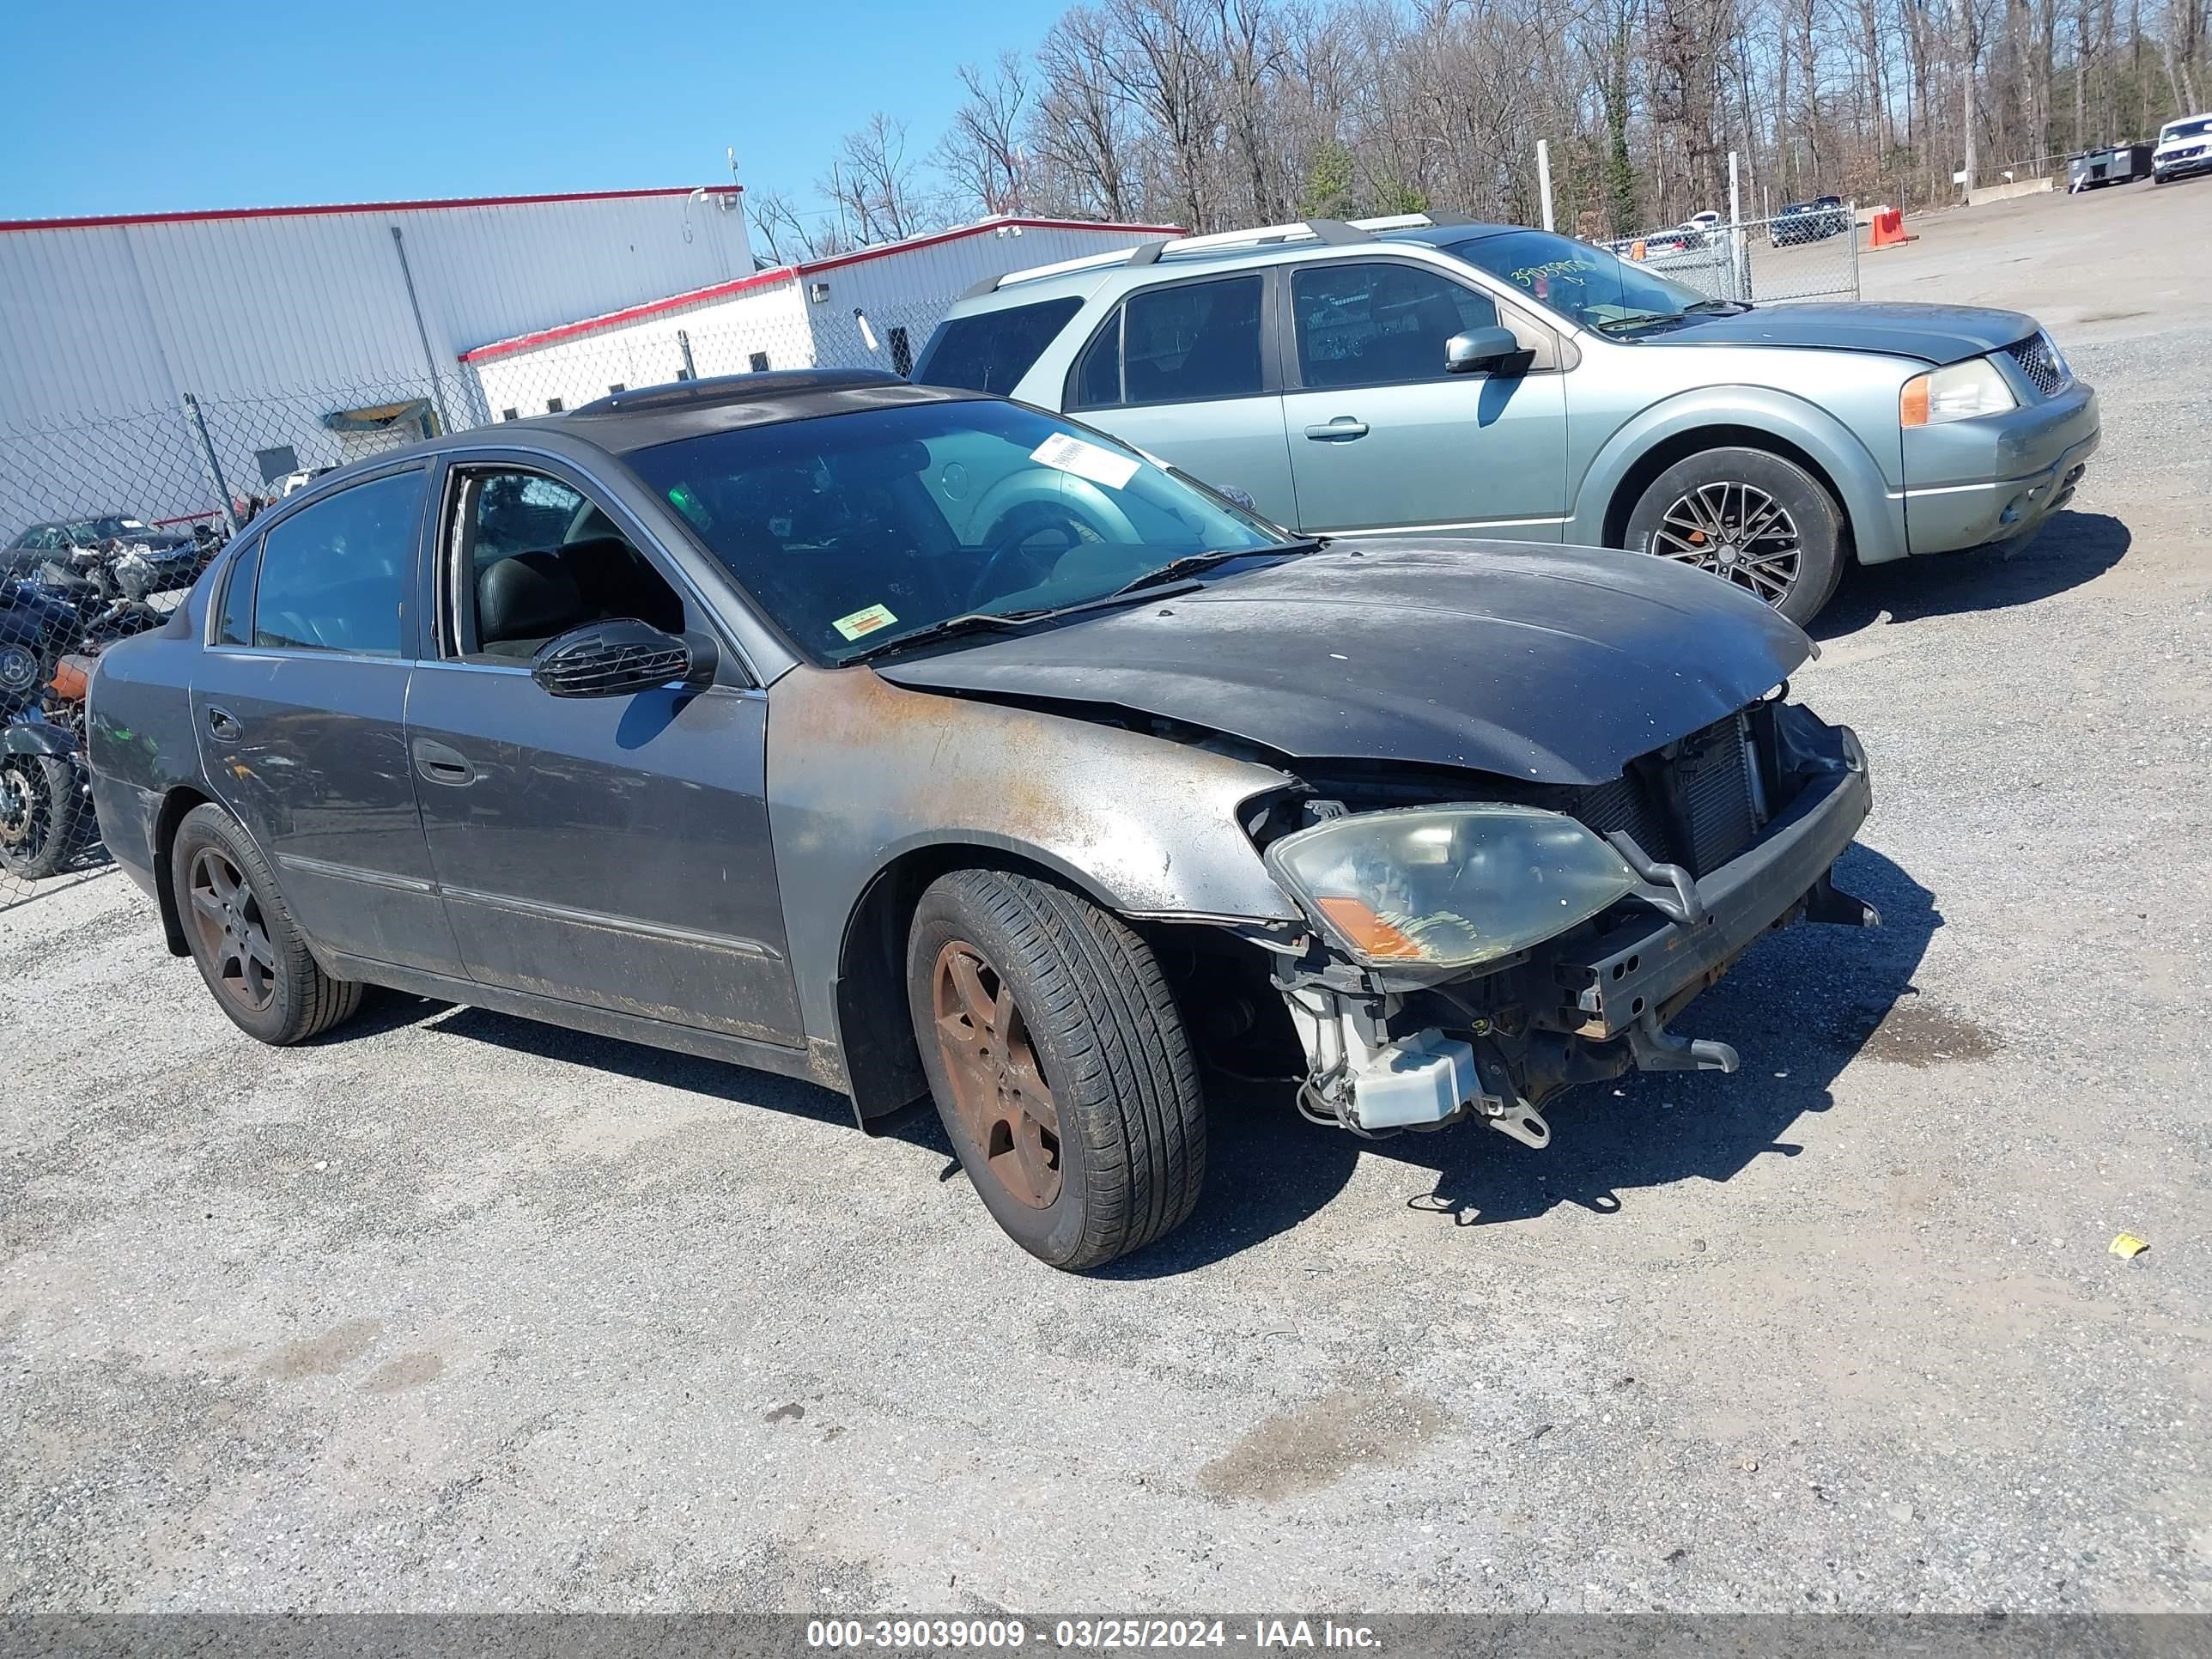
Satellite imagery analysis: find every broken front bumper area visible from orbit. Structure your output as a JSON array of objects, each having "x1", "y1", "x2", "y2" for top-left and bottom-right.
[{"x1": 1283, "y1": 711, "x2": 1875, "y2": 1142}]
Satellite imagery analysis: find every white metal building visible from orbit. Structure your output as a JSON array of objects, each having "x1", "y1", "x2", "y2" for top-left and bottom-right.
[
  {"x1": 0, "y1": 186, "x2": 755, "y2": 530},
  {"x1": 462, "y1": 216, "x2": 1185, "y2": 421}
]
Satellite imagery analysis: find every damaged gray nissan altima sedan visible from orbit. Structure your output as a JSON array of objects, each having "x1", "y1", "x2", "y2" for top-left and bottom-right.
[{"x1": 88, "y1": 369, "x2": 1876, "y2": 1269}]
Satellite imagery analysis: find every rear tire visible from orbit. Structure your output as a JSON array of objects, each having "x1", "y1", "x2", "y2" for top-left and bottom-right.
[
  {"x1": 1623, "y1": 445, "x2": 1846, "y2": 627},
  {"x1": 906, "y1": 868, "x2": 1206, "y2": 1271},
  {"x1": 0, "y1": 754, "x2": 79, "y2": 880},
  {"x1": 172, "y1": 803, "x2": 362, "y2": 1045}
]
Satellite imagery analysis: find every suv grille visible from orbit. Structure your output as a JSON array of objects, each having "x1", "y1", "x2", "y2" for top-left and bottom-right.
[
  {"x1": 2002, "y1": 332, "x2": 2068, "y2": 398},
  {"x1": 1571, "y1": 714, "x2": 1759, "y2": 879}
]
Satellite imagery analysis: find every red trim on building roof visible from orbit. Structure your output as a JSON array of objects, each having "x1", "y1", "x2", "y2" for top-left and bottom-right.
[
  {"x1": 0, "y1": 185, "x2": 742, "y2": 234},
  {"x1": 459, "y1": 265, "x2": 800, "y2": 363},
  {"x1": 456, "y1": 216, "x2": 1188, "y2": 362}
]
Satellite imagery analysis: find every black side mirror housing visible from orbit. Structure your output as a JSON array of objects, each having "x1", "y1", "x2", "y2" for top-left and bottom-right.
[
  {"x1": 530, "y1": 618, "x2": 717, "y2": 698},
  {"x1": 1445, "y1": 325, "x2": 1522, "y2": 374}
]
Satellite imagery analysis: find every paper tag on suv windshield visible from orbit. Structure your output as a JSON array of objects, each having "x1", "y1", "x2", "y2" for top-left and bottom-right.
[
  {"x1": 832, "y1": 603, "x2": 898, "y2": 641},
  {"x1": 1030, "y1": 432, "x2": 1139, "y2": 491}
]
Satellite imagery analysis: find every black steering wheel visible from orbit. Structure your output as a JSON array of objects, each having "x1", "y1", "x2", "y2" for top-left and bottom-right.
[{"x1": 964, "y1": 501, "x2": 1110, "y2": 610}]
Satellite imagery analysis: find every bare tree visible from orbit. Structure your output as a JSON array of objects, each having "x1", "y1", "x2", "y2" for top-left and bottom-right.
[
  {"x1": 939, "y1": 52, "x2": 1033, "y2": 216},
  {"x1": 821, "y1": 113, "x2": 938, "y2": 245},
  {"x1": 748, "y1": 185, "x2": 850, "y2": 264}
]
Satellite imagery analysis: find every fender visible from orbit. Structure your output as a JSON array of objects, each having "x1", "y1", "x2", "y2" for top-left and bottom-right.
[
  {"x1": 2, "y1": 716, "x2": 80, "y2": 759},
  {"x1": 766, "y1": 661, "x2": 1301, "y2": 1116},
  {"x1": 1567, "y1": 385, "x2": 1911, "y2": 566}
]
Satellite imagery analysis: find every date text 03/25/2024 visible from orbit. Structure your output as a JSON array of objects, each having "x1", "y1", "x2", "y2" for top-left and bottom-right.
[{"x1": 805, "y1": 1618, "x2": 1383, "y2": 1650}]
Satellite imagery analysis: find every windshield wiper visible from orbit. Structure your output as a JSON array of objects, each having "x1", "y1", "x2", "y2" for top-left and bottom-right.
[
  {"x1": 1110, "y1": 538, "x2": 1324, "y2": 598},
  {"x1": 1682, "y1": 298, "x2": 1753, "y2": 314},
  {"x1": 848, "y1": 576, "x2": 1212, "y2": 664},
  {"x1": 1593, "y1": 309, "x2": 1688, "y2": 334},
  {"x1": 846, "y1": 606, "x2": 1059, "y2": 662}
]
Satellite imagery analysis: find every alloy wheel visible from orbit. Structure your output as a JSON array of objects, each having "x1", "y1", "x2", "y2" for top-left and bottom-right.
[
  {"x1": 186, "y1": 846, "x2": 280, "y2": 1013},
  {"x1": 931, "y1": 939, "x2": 1062, "y2": 1208},
  {"x1": 1652, "y1": 480, "x2": 1803, "y2": 607}
]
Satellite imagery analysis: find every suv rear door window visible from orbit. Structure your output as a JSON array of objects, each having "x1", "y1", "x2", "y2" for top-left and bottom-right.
[
  {"x1": 252, "y1": 470, "x2": 423, "y2": 658},
  {"x1": 1072, "y1": 275, "x2": 1265, "y2": 408},
  {"x1": 914, "y1": 297, "x2": 1083, "y2": 394},
  {"x1": 1291, "y1": 263, "x2": 1499, "y2": 389}
]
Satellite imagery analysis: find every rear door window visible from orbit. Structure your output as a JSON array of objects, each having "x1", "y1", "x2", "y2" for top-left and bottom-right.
[
  {"x1": 214, "y1": 538, "x2": 261, "y2": 647},
  {"x1": 913, "y1": 297, "x2": 1084, "y2": 394},
  {"x1": 1070, "y1": 275, "x2": 1266, "y2": 409},
  {"x1": 252, "y1": 470, "x2": 424, "y2": 658},
  {"x1": 1291, "y1": 262, "x2": 1498, "y2": 389}
]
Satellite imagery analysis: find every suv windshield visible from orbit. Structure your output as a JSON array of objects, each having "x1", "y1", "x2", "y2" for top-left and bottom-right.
[
  {"x1": 2162, "y1": 117, "x2": 2212, "y2": 141},
  {"x1": 1445, "y1": 230, "x2": 1711, "y2": 334},
  {"x1": 624, "y1": 398, "x2": 1290, "y2": 664}
]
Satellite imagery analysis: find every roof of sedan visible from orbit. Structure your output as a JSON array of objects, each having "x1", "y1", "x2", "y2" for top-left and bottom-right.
[{"x1": 479, "y1": 368, "x2": 975, "y2": 454}]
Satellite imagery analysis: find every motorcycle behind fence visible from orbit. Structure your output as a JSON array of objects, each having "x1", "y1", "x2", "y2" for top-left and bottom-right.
[{"x1": 2, "y1": 537, "x2": 202, "y2": 882}]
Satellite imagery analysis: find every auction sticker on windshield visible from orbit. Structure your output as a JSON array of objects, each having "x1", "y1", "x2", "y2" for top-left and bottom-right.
[
  {"x1": 1031, "y1": 432, "x2": 1140, "y2": 491},
  {"x1": 832, "y1": 603, "x2": 899, "y2": 641}
]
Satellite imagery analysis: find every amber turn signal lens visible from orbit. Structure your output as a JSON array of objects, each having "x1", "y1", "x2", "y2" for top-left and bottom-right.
[
  {"x1": 1315, "y1": 896, "x2": 1425, "y2": 960},
  {"x1": 48, "y1": 659, "x2": 89, "y2": 702},
  {"x1": 1899, "y1": 374, "x2": 1931, "y2": 427}
]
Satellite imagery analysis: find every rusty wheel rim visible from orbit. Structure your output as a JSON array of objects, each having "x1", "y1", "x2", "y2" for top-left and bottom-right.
[
  {"x1": 931, "y1": 939, "x2": 1062, "y2": 1209},
  {"x1": 0, "y1": 762, "x2": 40, "y2": 851},
  {"x1": 186, "y1": 847, "x2": 279, "y2": 1014}
]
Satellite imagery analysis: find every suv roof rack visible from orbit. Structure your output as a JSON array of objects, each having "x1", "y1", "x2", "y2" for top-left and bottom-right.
[{"x1": 964, "y1": 212, "x2": 1474, "y2": 298}]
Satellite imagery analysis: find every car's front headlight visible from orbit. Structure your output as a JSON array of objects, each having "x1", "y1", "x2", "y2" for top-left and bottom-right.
[
  {"x1": 1263, "y1": 804, "x2": 1638, "y2": 971},
  {"x1": 1900, "y1": 356, "x2": 2018, "y2": 425}
]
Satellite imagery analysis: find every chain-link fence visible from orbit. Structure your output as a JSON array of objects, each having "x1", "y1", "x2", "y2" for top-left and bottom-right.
[{"x1": 1602, "y1": 205, "x2": 1861, "y2": 305}]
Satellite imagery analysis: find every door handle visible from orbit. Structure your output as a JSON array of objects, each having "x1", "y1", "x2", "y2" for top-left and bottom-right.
[
  {"x1": 205, "y1": 706, "x2": 241, "y2": 741},
  {"x1": 1304, "y1": 418, "x2": 1370, "y2": 441},
  {"x1": 411, "y1": 738, "x2": 477, "y2": 787}
]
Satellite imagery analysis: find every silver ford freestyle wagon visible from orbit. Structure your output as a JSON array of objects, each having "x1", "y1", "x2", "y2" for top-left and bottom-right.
[{"x1": 915, "y1": 213, "x2": 2100, "y2": 626}]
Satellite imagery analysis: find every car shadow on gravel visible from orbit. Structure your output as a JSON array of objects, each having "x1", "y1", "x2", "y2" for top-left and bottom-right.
[
  {"x1": 1813, "y1": 509, "x2": 2129, "y2": 638},
  {"x1": 336, "y1": 995, "x2": 874, "y2": 1128},
  {"x1": 1103, "y1": 842, "x2": 1940, "y2": 1276}
]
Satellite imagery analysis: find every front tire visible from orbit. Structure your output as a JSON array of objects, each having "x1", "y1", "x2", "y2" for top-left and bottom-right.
[
  {"x1": 906, "y1": 868, "x2": 1206, "y2": 1271},
  {"x1": 172, "y1": 804, "x2": 362, "y2": 1045},
  {"x1": 1623, "y1": 446, "x2": 1846, "y2": 626}
]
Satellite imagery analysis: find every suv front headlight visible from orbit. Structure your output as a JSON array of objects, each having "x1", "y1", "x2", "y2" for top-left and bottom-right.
[
  {"x1": 1263, "y1": 804, "x2": 1638, "y2": 971},
  {"x1": 1900, "y1": 356, "x2": 2018, "y2": 425}
]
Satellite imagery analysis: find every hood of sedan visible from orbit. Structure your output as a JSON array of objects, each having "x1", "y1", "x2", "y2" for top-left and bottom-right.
[
  {"x1": 1648, "y1": 301, "x2": 2038, "y2": 364},
  {"x1": 872, "y1": 543, "x2": 1812, "y2": 787}
]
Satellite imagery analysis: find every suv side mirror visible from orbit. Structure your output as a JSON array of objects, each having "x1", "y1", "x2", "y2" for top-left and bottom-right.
[
  {"x1": 1445, "y1": 326, "x2": 1522, "y2": 374},
  {"x1": 531, "y1": 618, "x2": 716, "y2": 698}
]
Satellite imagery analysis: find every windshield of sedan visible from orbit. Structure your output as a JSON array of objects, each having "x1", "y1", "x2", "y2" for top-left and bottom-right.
[
  {"x1": 66, "y1": 516, "x2": 149, "y2": 542},
  {"x1": 624, "y1": 398, "x2": 1291, "y2": 663},
  {"x1": 1444, "y1": 230, "x2": 1711, "y2": 334},
  {"x1": 2162, "y1": 117, "x2": 2212, "y2": 142}
]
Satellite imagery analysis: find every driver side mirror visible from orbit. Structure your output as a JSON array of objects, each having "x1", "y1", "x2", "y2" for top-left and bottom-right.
[
  {"x1": 1445, "y1": 326, "x2": 1522, "y2": 374},
  {"x1": 530, "y1": 618, "x2": 717, "y2": 698}
]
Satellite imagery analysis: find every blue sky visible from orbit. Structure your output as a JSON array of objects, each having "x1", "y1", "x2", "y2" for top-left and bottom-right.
[{"x1": 3, "y1": 0, "x2": 1053, "y2": 223}]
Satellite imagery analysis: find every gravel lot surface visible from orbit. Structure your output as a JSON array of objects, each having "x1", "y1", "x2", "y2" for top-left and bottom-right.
[{"x1": 3, "y1": 181, "x2": 2209, "y2": 1615}]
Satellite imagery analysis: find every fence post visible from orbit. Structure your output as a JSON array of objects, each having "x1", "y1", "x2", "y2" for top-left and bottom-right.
[
  {"x1": 678, "y1": 329, "x2": 698, "y2": 381},
  {"x1": 1848, "y1": 198, "x2": 1862, "y2": 298},
  {"x1": 1727, "y1": 150, "x2": 1746, "y2": 301},
  {"x1": 180, "y1": 393, "x2": 240, "y2": 536},
  {"x1": 1536, "y1": 139, "x2": 1556, "y2": 232}
]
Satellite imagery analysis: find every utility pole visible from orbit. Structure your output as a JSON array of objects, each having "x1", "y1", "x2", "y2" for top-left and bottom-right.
[
  {"x1": 1536, "y1": 139, "x2": 1556, "y2": 230},
  {"x1": 1962, "y1": 3, "x2": 1980, "y2": 201}
]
